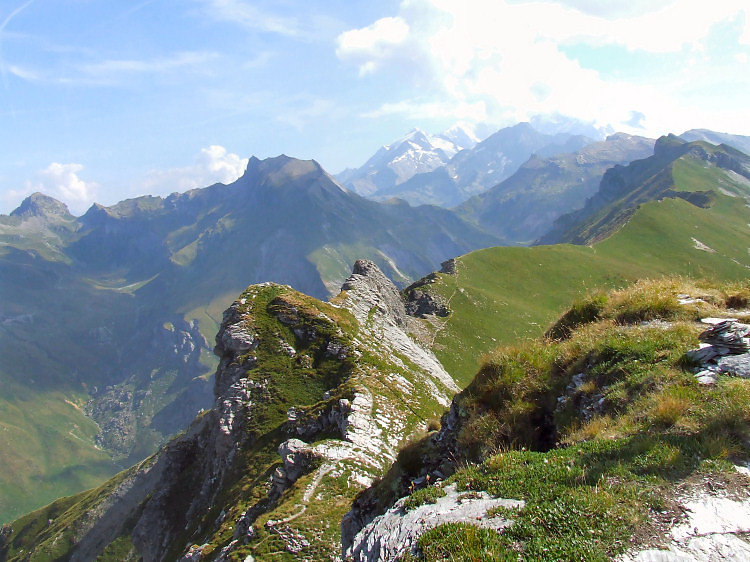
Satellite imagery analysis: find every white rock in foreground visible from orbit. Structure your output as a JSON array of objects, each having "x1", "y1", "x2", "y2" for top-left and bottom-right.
[
  {"x1": 621, "y1": 467, "x2": 750, "y2": 562},
  {"x1": 345, "y1": 483, "x2": 523, "y2": 561}
]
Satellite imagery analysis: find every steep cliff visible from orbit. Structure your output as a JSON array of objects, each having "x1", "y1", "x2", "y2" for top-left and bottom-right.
[{"x1": 1, "y1": 261, "x2": 457, "y2": 561}]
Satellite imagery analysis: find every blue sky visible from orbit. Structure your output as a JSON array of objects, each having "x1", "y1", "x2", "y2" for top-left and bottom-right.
[{"x1": 1, "y1": 0, "x2": 749, "y2": 214}]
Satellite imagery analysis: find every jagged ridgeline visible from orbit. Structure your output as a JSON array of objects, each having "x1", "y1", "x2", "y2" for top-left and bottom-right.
[
  {"x1": 2, "y1": 133, "x2": 750, "y2": 559},
  {"x1": 0, "y1": 261, "x2": 457, "y2": 560}
]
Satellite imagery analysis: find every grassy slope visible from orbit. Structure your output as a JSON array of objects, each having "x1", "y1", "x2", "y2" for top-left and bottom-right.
[
  {"x1": 405, "y1": 279, "x2": 750, "y2": 561},
  {"x1": 417, "y1": 159, "x2": 750, "y2": 386},
  {"x1": 0, "y1": 378, "x2": 119, "y2": 523}
]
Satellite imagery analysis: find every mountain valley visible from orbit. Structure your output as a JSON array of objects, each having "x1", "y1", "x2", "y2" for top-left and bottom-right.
[{"x1": 1, "y1": 126, "x2": 750, "y2": 561}]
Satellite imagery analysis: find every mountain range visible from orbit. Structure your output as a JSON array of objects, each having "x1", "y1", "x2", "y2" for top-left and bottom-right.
[
  {"x1": 1, "y1": 122, "x2": 750, "y2": 534},
  {"x1": 335, "y1": 125, "x2": 480, "y2": 198},
  {"x1": 338, "y1": 122, "x2": 596, "y2": 207},
  {"x1": 681, "y1": 128, "x2": 750, "y2": 155},
  {"x1": 457, "y1": 132, "x2": 655, "y2": 243},
  {"x1": 2, "y1": 132, "x2": 750, "y2": 560},
  {"x1": 0, "y1": 154, "x2": 498, "y2": 522}
]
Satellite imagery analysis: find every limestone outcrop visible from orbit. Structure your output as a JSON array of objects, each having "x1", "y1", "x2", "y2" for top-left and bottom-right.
[
  {"x1": 1, "y1": 260, "x2": 458, "y2": 561},
  {"x1": 345, "y1": 484, "x2": 523, "y2": 561}
]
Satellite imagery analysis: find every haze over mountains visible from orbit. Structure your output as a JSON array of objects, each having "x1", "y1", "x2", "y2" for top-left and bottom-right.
[
  {"x1": 338, "y1": 122, "x2": 599, "y2": 207},
  {"x1": 2, "y1": 120, "x2": 750, "y2": 529}
]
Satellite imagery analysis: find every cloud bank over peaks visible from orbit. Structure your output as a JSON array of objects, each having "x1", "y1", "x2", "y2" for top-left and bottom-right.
[
  {"x1": 335, "y1": 0, "x2": 750, "y2": 136},
  {"x1": 140, "y1": 145, "x2": 249, "y2": 196},
  {"x1": 3, "y1": 163, "x2": 100, "y2": 216}
]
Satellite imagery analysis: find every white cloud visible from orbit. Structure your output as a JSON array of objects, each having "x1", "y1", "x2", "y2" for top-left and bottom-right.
[
  {"x1": 196, "y1": 145, "x2": 248, "y2": 182},
  {"x1": 551, "y1": 0, "x2": 674, "y2": 19},
  {"x1": 336, "y1": 0, "x2": 750, "y2": 136},
  {"x1": 16, "y1": 162, "x2": 99, "y2": 215},
  {"x1": 140, "y1": 145, "x2": 248, "y2": 194},
  {"x1": 336, "y1": 17, "x2": 410, "y2": 75}
]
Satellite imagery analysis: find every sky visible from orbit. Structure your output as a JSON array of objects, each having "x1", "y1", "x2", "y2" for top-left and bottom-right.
[{"x1": 1, "y1": 0, "x2": 749, "y2": 215}]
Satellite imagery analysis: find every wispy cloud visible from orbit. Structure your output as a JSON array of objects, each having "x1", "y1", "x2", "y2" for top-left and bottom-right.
[
  {"x1": 200, "y1": 0, "x2": 303, "y2": 37},
  {"x1": 0, "y1": 1, "x2": 34, "y2": 36},
  {"x1": 78, "y1": 51, "x2": 218, "y2": 76},
  {"x1": 7, "y1": 63, "x2": 38, "y2": 81},
  {"x1": 0, "y1": 0, "x2": 36, "y2": 94},
  {"x1": 7, "y1": 50, "x2": 220, "y2": 87},
  {"x1": 198, "y1": 0, "x2": 344, "y2": 41}
]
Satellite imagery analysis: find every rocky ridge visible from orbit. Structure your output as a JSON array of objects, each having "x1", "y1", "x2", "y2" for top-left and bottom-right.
[
  {"x1": 1, "y1": 260, "x2": 458, "y2": 561},
  {"x1": 0, "y1": 152, "x2": 500, "y2": 522}
]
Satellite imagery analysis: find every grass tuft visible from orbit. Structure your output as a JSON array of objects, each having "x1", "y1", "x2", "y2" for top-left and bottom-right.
[
  {"x1": 411, "y1": 278, "x2": 750, "y2": 560},
  {"x1": 403, "y1": 486, "x2": 447, "y2": 511},
  {"x1": 546, "y1": 292, "x2": 608, "y2": 340}
]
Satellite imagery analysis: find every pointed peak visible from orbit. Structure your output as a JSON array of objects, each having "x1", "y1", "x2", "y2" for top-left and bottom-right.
[
  {"x1": 10, "y1": 192, "x2": 73, "y2": 220},
  {"x1": 349, "y1": 259, "x2": 385, "y2": 278},
  {"x1": 386, "y1": 128, "x2": 430, "y2": 150},
  {"x1": 440, "y1": 123, "x2": 480, "y2": 148},
  {"x1": 236, "y1": 154, "x2": 344, "y2": 195}
]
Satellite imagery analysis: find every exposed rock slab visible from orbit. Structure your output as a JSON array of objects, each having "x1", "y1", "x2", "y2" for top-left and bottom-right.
[
  {"x1": 345, "y1": 484, "x2": 523, "y2": 561},
  {"x1": 686, "y1": 319, "x2": 750, "y2": 382},
  {"x1": 340, "y1": 259, "x2": 458, "y2": 399},
  {"x1": 621, "y1": 467, "x2": 750, "y2": 562}
]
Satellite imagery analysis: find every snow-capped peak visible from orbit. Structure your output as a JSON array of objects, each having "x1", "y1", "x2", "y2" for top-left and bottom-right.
[{"x1": 440, "y1": 123, "x2": 481, "y2": 150}]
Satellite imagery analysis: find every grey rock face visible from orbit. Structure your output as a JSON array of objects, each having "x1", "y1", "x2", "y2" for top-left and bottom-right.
[
  {"x1": 345, "y1": 484, "x2": 523, "y2": 561},
  {"x1": 686, "y1": 319, "x2": 750, "y2": 382},
  {"x1": 699, "y1": 320, "x2": 750, "y2": 353},
  {"x1": 404, "y1": 288, "x2": 449, "y2": 318},
  {"x1": 717, "y1": 353, "x2": 750, "y2": 378},
  {"x1": 275, "y1": 439, "x2": 319, "y2": 484},
  {"x1": 342, "y1": 259, "x2": 409, "y2": 328}
]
